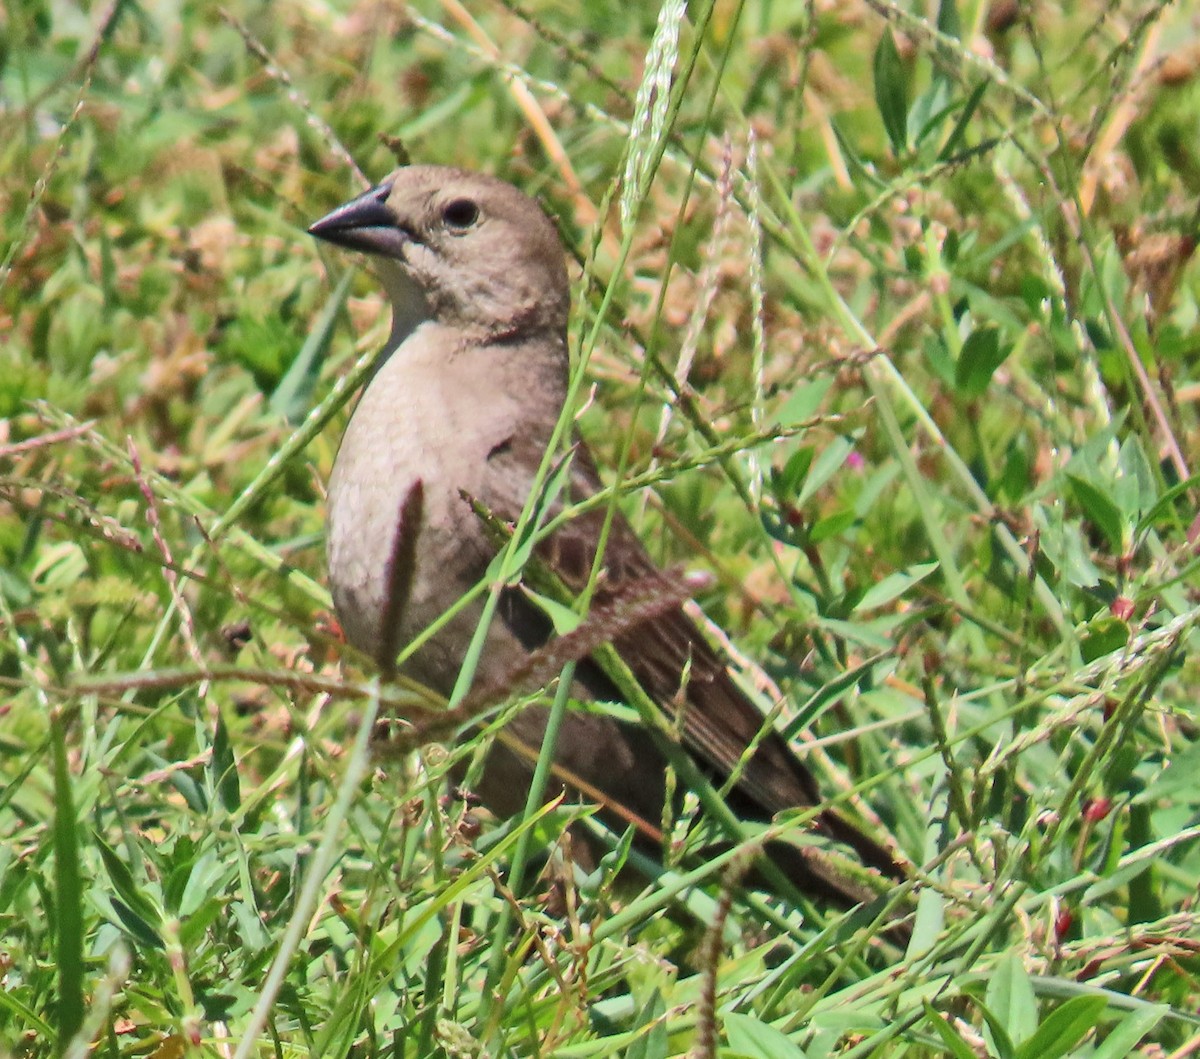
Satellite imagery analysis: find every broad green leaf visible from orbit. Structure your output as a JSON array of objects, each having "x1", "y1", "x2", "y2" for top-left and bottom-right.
[
  {"x1": 874, "y1": 28, "x2": 909, "y2": 154},
  {"x1": 724, "y1": 1013, "x2": 808, "y2": 1059},
  {"x1": 1013, "y1": 995, "x2": 1107, "y2": 1059},
  {"x1": 1067, "y1": 474, "x2": 1126, "y2": 553},
  {"x1": 110, "y1": 896, "x2": 167, "y2": 950},
  {"x1": 1057, "y1": 522, "x2": 1103, "y2": 589},
  {"x1": 95, "y1": 834, "x2": 163, "y2": 939},
  {"x1": 854, "y1": 561, "x2": 939, "y2": 612},
  {"x1": 815, "y1": 615, "x2": 900, "y2": 650},
  {"x1": 778, "y1": 445, "x2": 814, "y2": 497},
  {"x1": 178, "y1": 896, "x2": 226, "y2": 950},
  {"x1": 211, "y1": 708, "x2": 241, "y2": 814},
  {"x1": 997, "y1": 437, "x2": 1031, "y2": 502},
  {"x1": 797, "y1": 435, "x2": 856, "y2": 505},
  {"x1": 1090, "y1": 1002, "x2": 1167, "y2": 1059},
  {"x1": 954, "y1": 326, "x2": 1009, "y2": 398},
  {"x1": 1080, "y1": 616, "x2": 1129, "y2": 663},
  {"x1": 808, "y1": 508, "x2": 857, "y2": 543},
  {"x1": 230, "y1": 899, "x2": 271, "y2": 951},
  {"x1": 985, "y1": 951, "x2": 1037, "y2": 1050},
  {"x1": 937, "y1": 0, "x2": 962, "y2": 40},
  {"x1": 772, "y1": 376, "x2": 833, "y2": 427},
  {"x1": 1116, "y1": 435, "x2": 1157, "y2": 516}
]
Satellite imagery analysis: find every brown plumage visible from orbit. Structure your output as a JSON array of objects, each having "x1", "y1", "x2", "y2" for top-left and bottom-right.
[{"x1": 309, "y1": 166, "x2": 909, "y2": 922}]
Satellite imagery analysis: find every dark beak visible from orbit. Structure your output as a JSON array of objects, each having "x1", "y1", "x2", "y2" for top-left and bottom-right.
[{"x1": 308, "y1": 180, "x2": 407, "y2": 258}]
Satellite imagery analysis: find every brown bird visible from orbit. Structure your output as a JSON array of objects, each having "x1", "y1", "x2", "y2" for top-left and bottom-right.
[{"x1": 308, "y1": 165, "x2": 908, "y2": 917}]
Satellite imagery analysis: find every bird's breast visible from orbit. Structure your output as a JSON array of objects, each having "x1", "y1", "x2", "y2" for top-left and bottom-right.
[{"x1": 325, "y1": 332, "x2": 529, "y2": 674}]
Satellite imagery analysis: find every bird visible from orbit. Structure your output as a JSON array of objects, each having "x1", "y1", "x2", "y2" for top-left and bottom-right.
[{"x1": 307, "y1": 165, "x2": 909, "y2": 919}]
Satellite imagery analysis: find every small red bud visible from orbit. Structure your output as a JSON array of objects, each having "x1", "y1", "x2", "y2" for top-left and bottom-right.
[
  {"x1": 1110, "y1": 596, "x2": 1134, "y2": 621},
  {"x1": 1054, "y1": 908, "x2": 1073, "y2": 941},
  {"x1": 1082, "y1": 797, "x2": 1113, "y2": 824}
]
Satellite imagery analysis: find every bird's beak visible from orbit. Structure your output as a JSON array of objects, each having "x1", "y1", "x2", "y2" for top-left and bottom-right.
[{"x1": 308, "y1": 180, "x2": 408, "y2": 258}]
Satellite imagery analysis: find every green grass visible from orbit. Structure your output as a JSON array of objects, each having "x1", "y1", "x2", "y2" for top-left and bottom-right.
[{"x1": 4, "y1": 0, "x2": 1200, "y2": 1055}]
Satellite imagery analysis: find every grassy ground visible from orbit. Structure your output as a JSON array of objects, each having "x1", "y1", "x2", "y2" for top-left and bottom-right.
[{"x1": 4, "y1": 0, "x2": 1200, "y2": 1055}]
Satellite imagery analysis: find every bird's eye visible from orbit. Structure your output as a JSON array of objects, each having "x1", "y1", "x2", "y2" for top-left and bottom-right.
[{"x1": 441, "y1": 198, "x2": 480, "y2": 230}]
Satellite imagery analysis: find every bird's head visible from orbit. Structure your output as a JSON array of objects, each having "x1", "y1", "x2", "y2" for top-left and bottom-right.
[{"x1": 308, "y1": 165, "x2": 571, "y2": 340}]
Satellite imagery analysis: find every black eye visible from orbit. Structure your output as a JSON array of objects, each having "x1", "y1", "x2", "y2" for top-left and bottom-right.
[{"x1": 441, "y1": 198, "x2": 479, "y2": 230}]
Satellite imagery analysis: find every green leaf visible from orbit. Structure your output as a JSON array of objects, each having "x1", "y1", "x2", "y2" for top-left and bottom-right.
[
  {"x1": 1116, "y1": 435, "x2": 1158, "y2": 518},
  {"x1": 177, "y1": 849, "x2": 224, "y2": 918},
  {"x1": 95, "y1": 835, "x2": 164, "y2": 942},
  {"x1": 954, "y1": 326, "x2": 1009, "y2": 398},
  {"x1": 772, "y1": 376, "x2": 833, "y2": 428},
  {"x1": 724, "y1": 1013, "x2": 808, "y2": 1058},
  {"x1": 937, "y1": 0, "x2": 962, "y2": 40},
  {"x1": 984, "y1": 951, "x2": 1037, "y2": 1050},
  {"x1": 997, "y1": 437, "x2": 1031, "y2": 502},
  {"x1": 874, "y1": 28, "x2": 909, "y2": 154},
  {"x1": 777, "y1": 445, "x2": 814, "y2": 497},
  {"x1": 1013, "y1": 995, "x2": 1107, "y2": 1059},
  {"x1": 831, "y1": 119, "x2": 888, "y2": 189},
  {"x1": 938, "y1": 79, "x2": 989, "y2": 162},
  {"x1": 625, "y1": 988, "x2": 668, "y2": 1059},
  {"x1": 1082, "y1": 850, "x2": 1152, "y2": 903},
  {"x1": 211, "y1": 708, "x2": 241, "y2": 815},
  {"x1": 854, "y1": 561, "x2": 939, "y2": 612},
  {"x1": 944, "y1": 227, "x2": 960, "y2": 265},
  {"x1": 1135, "y1": 473, "x2": 1199, "y2": 535},
  {"x1": 271, "y1": 268, "x2": 352, "y2": 422},
  {"x1": 1090, "y1": 1002, "x2": 1167, "y2": 1059},
  {"x1": 110, "y1": 896, "x2": 168, "y2": 950},
  {"x1": 157, "y1": 751, "x2": 207, "y2": 813},
  {"x1": 922, "y1": 1002, "x2": 978, "y2": 1059},
  {"x1": 924, "y1": 333, "x2": 957, "y2": 388},
  {"x1": 976, "y1": 1000, "x2": 1017, "y2": 1059},
  {"x1": 1080, "y1": 616, "x2": 1129, "y2": 663},
  {"x1": 910, "y1": 80, "x2": 954, "y2": 150},
  {"x1": 808, "y1": 508, "x2": 857, "y2": 543},
  {"x1": 523, "y1": 587, "x2": 583, "y2": 635},
  {"x1": 178, "y1": 896, "x2": 226, "y2": 950},
  {"x1": 502, "y1": 447, "x2": 576, "y2": 574},
  {"x1": 1038, "y1": 514, "x2": 1101, "y2": 589},
  {"x1": 230, "y1": 899, "x2": 271, "y2": 951},
  {"x1": 797, "y1": 435, "x2": 856, "y2": 505},
  {"x1": 51, "y1": 713, "x2": 85, "y2": 1049},
  {"x1": 1067, "y1": 474, "x2": 1126, "y2": 553}
]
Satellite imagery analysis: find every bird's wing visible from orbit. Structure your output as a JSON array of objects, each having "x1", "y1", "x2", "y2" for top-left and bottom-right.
[{"x1": 484, "y1": 433, "x2": 904, "y2": 880}]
